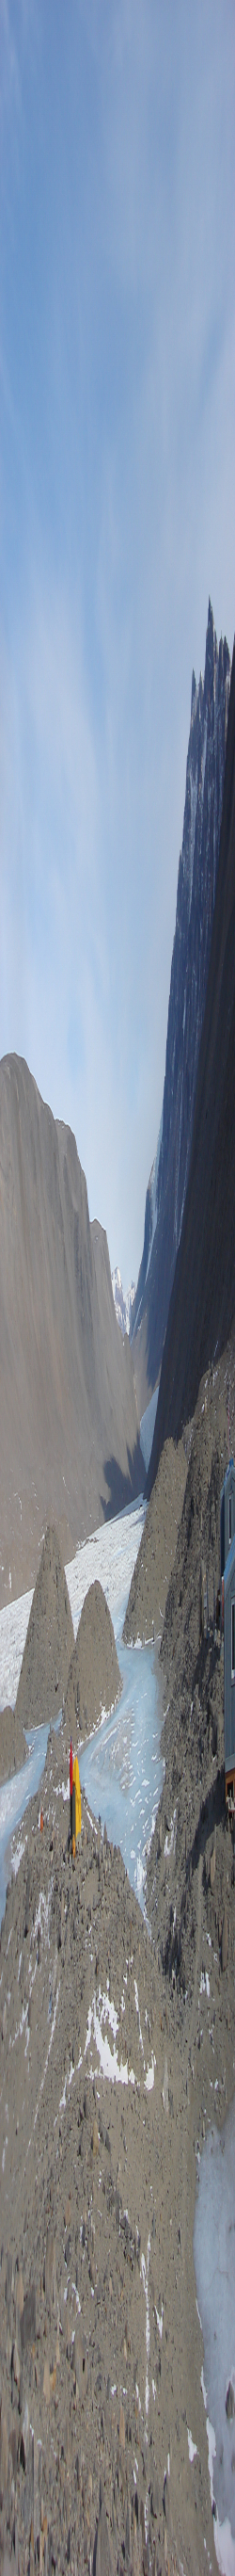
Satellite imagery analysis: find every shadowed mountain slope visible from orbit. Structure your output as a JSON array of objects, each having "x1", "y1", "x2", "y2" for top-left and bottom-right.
[
  {"x1": 147, "y1": 631, "x2": 235, "y2": 1492},
  {"x1": 132, "y1": 604, "x2": 230, "y2": 1415},
  {"x1": 0, "y1": 1055, "x2": 141, "y2": 1607}
]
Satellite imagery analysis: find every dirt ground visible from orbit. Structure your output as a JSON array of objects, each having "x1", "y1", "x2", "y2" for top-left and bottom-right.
[{"x1": 0, "y1": 1332, "x2": 235, "y2": 2573}]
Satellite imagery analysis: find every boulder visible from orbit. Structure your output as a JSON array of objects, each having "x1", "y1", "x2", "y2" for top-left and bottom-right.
[
  {"x1": 75, "y1": 2322, "x2": 87, "y2": 2400},
  {"x1": 43, "y1": 2358, "x2": 51, "y2": 2407},
  {"x1": 93, "y1": 2501, "x2": 114, "y2": 2574},
  {"x1": 226, "y1": 2379, "x2": 235, "y2": 2420},
  {"x1": 16, "y1": 2266, "x2": 24, "y2": 2322},
  {"x1": 151, "y1": 2473, "x2": 160, "y2": 2520},
  {"x1": 0, "y1": 2397, "x2": 8, "y2": 2492},
  {"x1": 21, "y1": 2400, "x2": 29, "y2": 2469},
  {"x1": 92, "y1": 2117, "x2": 99, "y2": 2157},
  {"x1": 21, "y1": 2283, "x2": 36, "y2": 2352},
  {"x1": 221, "y1": 1907, "x2": 228, "y2": 1972},
  {"x1": 44, "y1": 2226, "x2": 57, "y2": 2315},
  {"x1": 163, "y1": 2054, "x2": 168, "y2": 2117},
  {"x1": 11, "y1": 2338, "x2": 21, "y2": 2391}
]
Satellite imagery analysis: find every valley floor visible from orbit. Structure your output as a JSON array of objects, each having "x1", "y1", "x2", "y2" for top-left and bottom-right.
[
  {"x1": 1, "y1": 1338, "x2": 235, "y2": 2574},
  {"x1": 0, "y1": 1735, "x2": 219, "y2": 2576}
]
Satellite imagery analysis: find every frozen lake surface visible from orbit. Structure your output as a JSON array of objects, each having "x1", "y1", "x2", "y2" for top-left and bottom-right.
[
  {"x1": 194, "y1": 2101, "x2": 235, "y2": 2574},
  {"x1": 0, "y1": 1494, "x2": 164, "y2": 1921},
  {"x1": 80, "y1": 1632, "x2": 164, "y2": 1909}
]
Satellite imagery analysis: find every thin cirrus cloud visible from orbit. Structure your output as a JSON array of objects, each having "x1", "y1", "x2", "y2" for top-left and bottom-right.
[{"x1": 0, "y1": 0, "x2": 235, "y2": 1284}]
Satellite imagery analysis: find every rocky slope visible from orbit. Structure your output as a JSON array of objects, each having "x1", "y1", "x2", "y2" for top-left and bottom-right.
[
  {"x1": 0, "y1": 1349, "x2": 235, "y2": 2569},
  {"x1": 0, "y1": 1056, "x2": 141, "y2": 1611},
  {"x1": 0, "y1": 1716, "x2": 229, "y2": 2576},
  {"x1": 148, "y1": 631, "x2": 235, "y2": 1491},
  {"x1": 131, "y1": 604, "x2": 230, "y2": 1416}
]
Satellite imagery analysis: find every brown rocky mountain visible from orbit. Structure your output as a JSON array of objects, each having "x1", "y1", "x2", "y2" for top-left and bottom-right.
[
  {"x1": 147, "y1": 630, "x2": 235, "y2": 1493},
  {"x1": 0, "y1": 1055, "x2": 141, "y2": 1608}
]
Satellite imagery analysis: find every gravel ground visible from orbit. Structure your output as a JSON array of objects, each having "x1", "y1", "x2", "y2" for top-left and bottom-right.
[{"x1": 0, "y1": 1337, "x2": 235, "y2": 2572}]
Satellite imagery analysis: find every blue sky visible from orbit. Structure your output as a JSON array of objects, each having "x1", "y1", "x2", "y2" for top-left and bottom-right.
[{"x1": 1, "y1": 0, "x2": 235, "y2": 1288}]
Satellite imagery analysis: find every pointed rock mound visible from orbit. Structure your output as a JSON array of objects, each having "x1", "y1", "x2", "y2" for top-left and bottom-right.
[
  {"x1": 15, "y1": 1525, "x2": 74, "y2": 1729},
  {"x1": 65, "y1": 1578, "x2": 121, "y2": 1740}
]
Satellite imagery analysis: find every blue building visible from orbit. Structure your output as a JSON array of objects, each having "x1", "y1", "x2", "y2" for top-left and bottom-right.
[
  {"x1": 224, "y1": 1529, "x2": 235, "y2": 1803},
  {"x1": 220, "y1": 1456, "x2": 235, "y2": 1580}
]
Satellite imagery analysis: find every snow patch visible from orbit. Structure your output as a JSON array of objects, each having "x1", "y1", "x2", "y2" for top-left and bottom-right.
[
  {"x1": 84, "y1": 1989, "x2": 131, "y2": 2086},
  {"x1": 188, "y1": 2428, "x2": 197, "y2": 2464},
  {"x1": 164, "y1": 1810, "x2": 176, "y2": 1859},
  {"x1": 145, "y1": 2058, "x2": 154, "y2": 2092}
]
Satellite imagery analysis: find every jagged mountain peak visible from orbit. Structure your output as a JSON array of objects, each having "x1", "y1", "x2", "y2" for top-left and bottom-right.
[{"x1": 191, "y1": 668, "x2": 197, "y2": 717}]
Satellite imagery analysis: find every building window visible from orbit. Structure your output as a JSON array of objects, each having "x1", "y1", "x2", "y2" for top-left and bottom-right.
[
  {"x1": 231, "y1": 1601, "x2": 235, "y2": 1680},
  {"x1": 229, "y1": 1495, "x2": 232, "y2": 1544}
]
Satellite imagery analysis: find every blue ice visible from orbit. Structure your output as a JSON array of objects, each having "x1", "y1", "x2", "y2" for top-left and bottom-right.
[{"x1": 80, "y1": 1634, "x2": 164, "y2": 1913}]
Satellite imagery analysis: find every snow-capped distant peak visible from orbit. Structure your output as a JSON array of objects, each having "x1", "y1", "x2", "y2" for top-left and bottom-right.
[{"x1": 112, "y1": 1268, "x2": 135, "y2": 1338}]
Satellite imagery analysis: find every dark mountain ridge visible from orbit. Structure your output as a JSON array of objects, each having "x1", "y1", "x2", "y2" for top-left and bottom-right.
[
  {"x1": 148, "y1": 628, "x2": 235, "y2": 1492},
  {"x1": 132, "y1": 603, "x2": 230, "y2": 1416}
]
